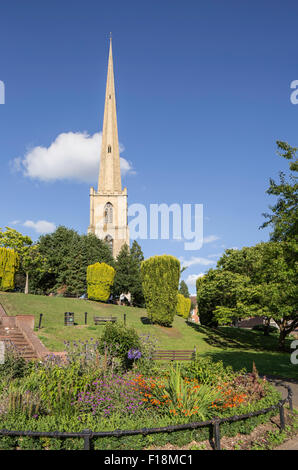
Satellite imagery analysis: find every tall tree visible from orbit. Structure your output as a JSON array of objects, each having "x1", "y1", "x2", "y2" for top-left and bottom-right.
[
  {"x1": 179, "y1": 280, "x2": 190, "y2": 298},
  {"x1": 0, "y1": 227, "x2": 46, "y2": 294},
  {"x1": 31, "y1": 226, "x2": 114, "y2": 296},
  {"x1": 130, "y1": 240, "x2": 145, "y2": 307},
  {"x1": 261, "y1": 141, "x2": 298, "y2": 242},
  {"x1": 198, "y1": 243, "x2": 298, "y2": 351},
  {"x1": 113, "y1": 241, "x2": 145, "y2": 307}
]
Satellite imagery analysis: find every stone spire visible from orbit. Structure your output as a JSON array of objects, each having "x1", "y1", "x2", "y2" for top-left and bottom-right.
[{"x1": 97, "y1": 35, "x2": 122, "y2": 193}]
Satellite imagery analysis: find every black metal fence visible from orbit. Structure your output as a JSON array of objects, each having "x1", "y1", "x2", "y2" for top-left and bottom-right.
[{"x1": 0, "y1": 383, "x2": 293, "y2": 451}]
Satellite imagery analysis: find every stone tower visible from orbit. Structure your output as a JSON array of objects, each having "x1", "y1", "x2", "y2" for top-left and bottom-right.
[{"x1": 88, "y1": 36, "x2": 130, "y2": 257}]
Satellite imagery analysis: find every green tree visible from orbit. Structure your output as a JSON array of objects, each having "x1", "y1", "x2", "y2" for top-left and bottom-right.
[
  {"x1": 179, "y1": 280, "x2": 190, "y2": 298},
  {"x1": 21, "y1": 245, "x2": 47, "y2": 294},
  {"x1": 261, "y1": 141, "x2": 298, "y2": 242},
  {"x1": 141, "y1": 255, "x2": 180, "y2": 326},
  {"x1": 130, "y1": 240, "x2": 145, "y2": 307},
  {"x1": 113, "y1": 244, "x2": 135, "y2": 296},
  {"x1": 0, "y1": 227, "x2": 46, "y2": 294},
  {"x1": 197, "y1": 269, "x2": 249, "y2": 328},
  {"x1": 113, "y1": 242, "x2": 145, "y2": 307},
  {"x1": 31, "y1": 226, "x2": 114, "y2": 296},
  {"x1": 198, "y1": 243, "x2": 297, "y2": 351},
  {"x1": 0, "y1": 227, "x2": 32, "y2": 251}
]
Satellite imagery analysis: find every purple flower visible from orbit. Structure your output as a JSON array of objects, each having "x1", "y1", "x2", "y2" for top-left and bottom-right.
[{"x1": 127, "y1": 349, "x2": 142, "y2": 360}]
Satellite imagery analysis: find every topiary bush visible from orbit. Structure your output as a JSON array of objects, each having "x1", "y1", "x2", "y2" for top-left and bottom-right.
[
  {"x1": 87, "y1": 262, "x2": 115, "y2": 301},
  {"x1": 141, "y1": 255, "x2": 180, "y2": 326},
  {"x1": 0, "y1": 247, "x2": 19, "y2": 291},
  {"x1": 176, "y1": 293, "x2": 191, "y2": 319}
]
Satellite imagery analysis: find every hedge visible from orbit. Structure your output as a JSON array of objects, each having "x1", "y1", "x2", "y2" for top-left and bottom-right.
[
  {"x1": 86, "y1": 262, "x2": 115, "y2": 301},
  {"x1": 0, "y1": 247, "x2": 19, "y2": 291},
  {"x1": 141, "y1": 255, "x2": 180, "y2": 326},
  {"x1": 176, "y1": 293, "x2": 191, "y2": 319}
]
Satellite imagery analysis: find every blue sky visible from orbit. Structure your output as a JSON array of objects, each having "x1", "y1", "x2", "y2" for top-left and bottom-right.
[{"x1": 0, "y1": 0, "x2": 297, "y2": 292}]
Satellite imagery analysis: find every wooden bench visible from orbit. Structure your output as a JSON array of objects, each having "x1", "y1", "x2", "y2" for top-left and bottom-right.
[
  {"x1": 152, "y1": 348, "x2": 196, "y2": 361},
  {"x1": 94, "y1": 316, "x2": 117, "y2": 325}
]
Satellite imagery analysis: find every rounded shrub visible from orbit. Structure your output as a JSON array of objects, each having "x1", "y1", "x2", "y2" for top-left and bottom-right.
[
  {"x1": 0, "y1": 247, "x2": 19, "y2": 291},
  {"x1": 141, "y1": 255, "x2": 180, "y2": 327},
  {"x1": 87, "y1": 262, "x2": 115, "y2": 301},
  {"x1": 98, "y1": 322, "x2": 141, "y2": 369},
  {"x1": 176, "y1": 293, "x2": 191, "y2": 319}
]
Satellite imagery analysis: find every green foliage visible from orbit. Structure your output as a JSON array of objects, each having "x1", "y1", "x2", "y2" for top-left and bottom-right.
[
  {"x1": 0, "y1": 347, "x2": 27, "y2": 382},
  {"x1": 0, "y1": 227, "x2": 42, "y2": 293},
  {"x1": 197, "y1": 242, "x2": 298, "y2": 350},
  {"x1": 196, "y1": 270, "x2": 249, "y2": 327},
  {"x1": 0, "y1": 227, "x2": 32, "y2": 252},
  {"x1": 8, "y1": 390, "x2": 41, "y2": 418},
  {"x1": 98, "y1": 322, "x2": 141, "y2": 369},
  {"x1": 87, "y1": 262, "x2": 115, "y2": 301},
  {"x1": 31, "y1": 226, "x2": 114, "y2": 296},
  {"x1": 151, "y1": 363, "x2": 222, "y2": 420},
  {"x1": 113, "y1": 241, "x2": 145, "y2": 307},
  {"x1": 181, "y1": 357, "x2": 239, "y2": 385},
  {"x1": 32, "y1": 362, "x2": 97, "y2": 416},
  {"x1": 129, "y1": 240, "x2": 145, "y2": 307},
  {"x1": 141, "y1": 255, "x2": 180, "y2": 326},
  {"x1": 179, "y1": 280, "x2": 190, "y2": 298},
  {"x1": 0, "y1": 351, "x2": 281, "y2": 451},
  {"x1": 261, "y1": 140, "x2": 298, "y2": 242},
  {"x1": 0, "y1": 247, "x2": 19, "y2": 290},
  {"x1": 176, "y1": 293, "x2": 191, "y2": 319}
]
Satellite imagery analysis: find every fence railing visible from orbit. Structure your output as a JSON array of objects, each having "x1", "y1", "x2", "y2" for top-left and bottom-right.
[{"x1": 0, "y1": 382, "x2": 293, "y2": 451}]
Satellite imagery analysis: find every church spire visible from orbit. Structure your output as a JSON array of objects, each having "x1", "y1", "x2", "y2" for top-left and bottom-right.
[{"x1": 97, "y1": 35, "x2": 122, "y2": 193}]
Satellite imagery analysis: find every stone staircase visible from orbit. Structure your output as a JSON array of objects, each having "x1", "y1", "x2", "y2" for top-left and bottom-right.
[{"x1": 0, "y1": 325, "x2": 38, "y2": 360}]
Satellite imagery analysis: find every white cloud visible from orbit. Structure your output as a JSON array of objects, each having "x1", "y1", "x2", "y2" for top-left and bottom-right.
[
  {"x1": 23, "y1": 220, "x2": 56, "y2": 234},
  {"x1": 203, "y1": 235, "x2": 220, "y2": 244},
  {"x1": 12, "y1": 131, "x2": 134, "y2": 184},
  {"x1": 185, "y1": 273, "x2": 204, "y2": 286},
  {"x1": 9, "y1": 220, "x2": 21, "y2": 226},
  {"x1": 208, "y1": 252, "x2": 223, "y2": 258},
  {"x1": 179, "y1": 256, "x2": 215, "y2": 268}
]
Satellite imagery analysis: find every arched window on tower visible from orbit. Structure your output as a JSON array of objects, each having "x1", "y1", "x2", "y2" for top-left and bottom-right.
[
  {"x1": 104, "y1": 202, "x2": 113, "y2": 224},
  {"x1": 107, "y1": 145, "x2": 112, "y2": 153},
  {"x1": 105, "y1": 235, "x2": 113, "y2": 253}
]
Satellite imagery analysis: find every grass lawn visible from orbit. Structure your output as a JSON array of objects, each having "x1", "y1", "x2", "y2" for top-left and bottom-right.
[{"x1": 1, "y1": 292, "x2": 297, "y2": 380}]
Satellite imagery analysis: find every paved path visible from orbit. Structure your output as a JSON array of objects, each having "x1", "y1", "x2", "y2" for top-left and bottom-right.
[
  {"x1": 266, "y1": 376, "x2": 298, "y2": 450},
  {"x1": 275, "y1": 436, "x2": 298, "y2": 450},
  {"x1": 266, "y1": 375, "x2": 298, "y2": 409}
]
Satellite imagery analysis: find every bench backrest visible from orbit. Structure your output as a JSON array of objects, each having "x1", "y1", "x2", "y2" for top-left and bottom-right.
[
  {"x1": 152, "y1": 349, "x2": 195, "y2": 361},
  {"x1": 94, "y1": 316, "x2": 117, "y2": 321}
]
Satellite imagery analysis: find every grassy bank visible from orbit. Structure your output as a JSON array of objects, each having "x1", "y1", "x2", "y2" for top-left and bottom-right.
[{"x1": 1, "y1": 292, "x2": 297, "y2": 380}]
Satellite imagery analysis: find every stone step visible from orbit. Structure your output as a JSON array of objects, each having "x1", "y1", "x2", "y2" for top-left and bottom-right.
[{"x1": 0, "y1": 326, "x2": 38, "y2": 360}]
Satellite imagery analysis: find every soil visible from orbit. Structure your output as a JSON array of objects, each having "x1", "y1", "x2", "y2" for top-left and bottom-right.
[{"x1": 153, "y1": 325, "x2": 183, "y2": 339}]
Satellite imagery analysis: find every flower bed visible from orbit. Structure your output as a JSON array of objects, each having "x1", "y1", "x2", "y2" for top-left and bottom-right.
[{"x1": 0, "y1": 329, "x2": 283, "y2": 450}]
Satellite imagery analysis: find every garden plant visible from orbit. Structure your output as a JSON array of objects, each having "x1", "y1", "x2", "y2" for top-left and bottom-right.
[{"x1": 0, "y1": 322, "x2": 283, "y2": 450}]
